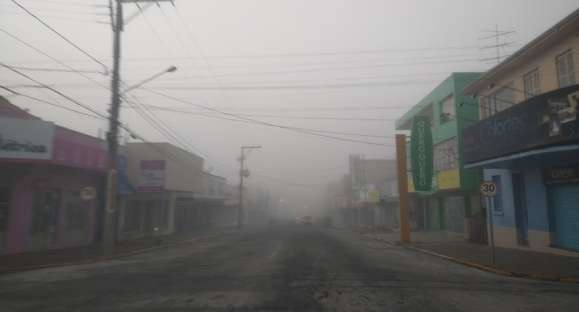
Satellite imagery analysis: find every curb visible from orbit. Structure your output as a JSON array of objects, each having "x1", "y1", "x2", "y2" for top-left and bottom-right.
[
  {"x1": 362, "y1": 233, "x2": 579, "y2": 284},
  {"x1": 0, "y1": 236, "x2": 202, "y2": 275}
]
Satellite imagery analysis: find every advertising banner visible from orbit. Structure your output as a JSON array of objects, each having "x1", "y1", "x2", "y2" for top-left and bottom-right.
[
  {"x1": 463, "y1": 85, "x2": 579, "y2": 164},
  {"x1": 137, "y1": 160, "x2": 166, "y2": 192},
  {"x1": 0, "y1": 117, "x2": 54, "y2": 160},
  {"x1": 410, "y1": 116, "x2": 433, "y2": 192}
]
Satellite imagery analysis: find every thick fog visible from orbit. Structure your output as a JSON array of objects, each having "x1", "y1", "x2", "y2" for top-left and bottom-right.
[{"x1": 2, "y1": 0, "x2": 577, "y2": 217}]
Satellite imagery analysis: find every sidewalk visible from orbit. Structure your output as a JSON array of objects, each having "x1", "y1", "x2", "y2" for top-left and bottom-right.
[
  {"x1": 363, "y1": 229, "x2": 579, "y2": 281},
  {"x1": 0, "y1": 228, "x2": 217, "y2": 274}
]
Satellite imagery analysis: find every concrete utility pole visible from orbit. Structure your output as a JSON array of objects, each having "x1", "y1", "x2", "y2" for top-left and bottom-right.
[
  {"x1": 395, "y1": 134, "x2": 411, "y2": 243},
  {"x1": 237, "y1": 145, "x2": 261, "y2": 229},
  {"x1": 103, "y1": 0, "x2": 174, "y2": 255}
]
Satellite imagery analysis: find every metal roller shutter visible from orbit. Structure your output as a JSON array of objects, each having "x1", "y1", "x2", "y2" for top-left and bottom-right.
[{"x1": 551, "y1": 184, "x2": 579, "y2": 251}]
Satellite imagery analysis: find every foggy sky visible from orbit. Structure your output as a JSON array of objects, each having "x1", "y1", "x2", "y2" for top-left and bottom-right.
[{"x1": 2, "y1": 0, "x2": 578, "y2": 214}]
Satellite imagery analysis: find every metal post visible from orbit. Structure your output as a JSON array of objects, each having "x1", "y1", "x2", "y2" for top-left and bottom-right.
[
  {"x1": 237, "y1": 148, "x2": 244, "y2": 229},
  {"x1": 103, "y1": 0, "x2": 124, "y2": 255},
  {"x1": 487, "y1": 196, "x2": 496, "y2": 265},
  {"x1": 396, "y1": 134, "x2": 411, "y2": 243}
]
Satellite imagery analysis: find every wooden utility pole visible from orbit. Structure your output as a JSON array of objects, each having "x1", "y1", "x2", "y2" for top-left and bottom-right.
[
  {"x1": 237, "y1": 145, "x2": 261, "y2": 229},
  {"x1": 237, "y1": 148, "x2": 245, "y2": 229},
  {"x1": 103, "y1": 0, "x2": 173, "y2": 255},
  {"x1": 395, "y1": 134, "x2": 411, "y2": 243}
]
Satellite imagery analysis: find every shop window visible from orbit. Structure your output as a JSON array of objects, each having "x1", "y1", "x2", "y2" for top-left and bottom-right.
[
  {"x1": 556, "y1": 49, "x2": 576, "y2": 88},
  {"x1": 123, "y1": 200, "x2": 141, "y2": 231},
  {"x1": 0, "y1": 187, "x2": 10, "y2": 231},
  {"x1": 491, "y1": 175, "x2": 503, "y2": 213},
  {"x1": 434, "y1": 137, "x2": 458, "y2": 172},
  {"x1": 65, "y1": 190, "x2": 89, "y2": 230},
  {"x1": 439, "y1": 95, "x2": 455, "y2": 123},
  {"x1": 31, "y1": 188, "x2": 61, "y2": 234},
  {"x1": 523, "y1": 68, "x2": 541, "y2": 99},
  {"x1": 65, "y1": 204, "x2": 89, "y2": 230}
]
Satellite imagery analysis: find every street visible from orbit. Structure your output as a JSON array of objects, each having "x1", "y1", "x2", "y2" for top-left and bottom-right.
[{"x1": 1, "y1": 226, "x2": 579, "y2": 311}]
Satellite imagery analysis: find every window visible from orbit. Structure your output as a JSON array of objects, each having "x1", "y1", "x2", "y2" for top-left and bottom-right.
[
  {"x1": 556, "y1": 50, "x2": 576, "y2": 88},
  {"x1": 0, "y1": 187, "x2": 10, "y2": 231},
  {"x1": 434, "y1": 137, "x2": 458, "y2": 172},
  {"x1": 481, "y1": 82, "x2": 516, "y2": 119},
  {"x1": 65, "y1": 190, "x2": 89, "y2": 230},
  {"x1": 31, "y1": 188, "x2": 61, "y2": 234},
  {"x1": 523, "y1": 69, "x2": 541, "y2": 99},
  {"x1": 491, "y1": 175, "x2": 503, "y2": 213},
  {"x1": 123, "y1": 200, "x2": 141, "y2": 231},
  {"x1": 439, "y1": 95, "x2": 455, "y2": 123}
]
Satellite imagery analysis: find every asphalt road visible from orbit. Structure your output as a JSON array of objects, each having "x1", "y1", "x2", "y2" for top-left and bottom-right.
[{"x1": 1, "y1": 226, "x2": 579, "y2": 311}]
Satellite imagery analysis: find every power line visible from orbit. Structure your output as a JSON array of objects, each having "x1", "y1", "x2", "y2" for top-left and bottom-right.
[
  {"x1": 140, "y1": 45, "x2": 483, "y2": 59},
  {"x1": 0, "y1": 62, "x2": 109, "y2": 119},
  {"x1": 0, "y1": 85, "x2": 101, "y2": 118},
  {"x1": 0, "y1": 11, "x2": 110, "y2": 24},
  {"x1": 11, "y1": 0, "x2": 107, "y2": 8},
  {"x1": 124, "y1": 92, "x2": 212, "y2": 163},
  {"x1": 9, "y1": 0, "x2": 109, "y2": 73},
  {"x1": 118, "y1": 53, "x2": 486, "y2": 72},
  {"x1": 143, "y1": 88, "x2": 393, "y2": 147},
  {"x1": 146, "y1": 79, "x2": 439, "y2": 91},
  {"x1": 157, "y1": 58, "x2": 484, "y2": 79},
  {"x1": 1, "y1": 82, "x2": 214, "y2": 177},
  {"x1": 0, "y1": 28, "x2": 110, "y2": 90},
  {"x1": 135, "y1": 106, "x2": 397, "y2": 121},
  {"x1": 5, "y1": 65, "x2": 104, "y2": 74},
  {"x1": 0, "y1": 5, "x2": 109, "y2": 16},
  {"x1": 132, "y1": 104, "x2": 394, "y2": 138},
  {"x1": 133, "y1": 3, "x2": 169, "y2": 52}
]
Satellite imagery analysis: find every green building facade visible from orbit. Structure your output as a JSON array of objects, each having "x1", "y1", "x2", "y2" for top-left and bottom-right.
[{"x1": 396, "y1": 73, "x2": 485, "y2": 241}]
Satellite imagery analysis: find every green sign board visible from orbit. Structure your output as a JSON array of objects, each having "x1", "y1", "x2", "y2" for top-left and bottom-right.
[{"x1": 410, "y1": 116, "x2": 433, "y2": 192}]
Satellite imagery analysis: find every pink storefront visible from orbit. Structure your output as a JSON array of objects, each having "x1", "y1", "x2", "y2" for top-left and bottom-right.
[{"x1": 0, "y1": 98, "x2": 107, "y2": 254}]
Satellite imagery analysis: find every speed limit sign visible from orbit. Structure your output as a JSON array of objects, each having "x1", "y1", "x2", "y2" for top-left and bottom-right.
[{"x1": 480, "y1": 182, "x2": 497, "y2": 197}]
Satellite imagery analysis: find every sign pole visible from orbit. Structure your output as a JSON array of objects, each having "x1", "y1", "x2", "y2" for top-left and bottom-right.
[
  {"x1": 480, "y1": 181, "x2": 497, "y2": 266},
  {"x1": 487, "y1": 196, "x2": 496, "y2": 266},
  {"x1": 396, "y1": 134, "x2": 411, "y2": 243}
]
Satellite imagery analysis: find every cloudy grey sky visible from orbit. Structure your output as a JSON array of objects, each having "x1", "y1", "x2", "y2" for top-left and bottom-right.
[{"x1": 1, "y1": 0, "x2": 578, "y2": 210}]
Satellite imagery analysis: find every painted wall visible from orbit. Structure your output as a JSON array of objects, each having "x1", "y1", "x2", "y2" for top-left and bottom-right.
[
  {"x1": 483, "y1": 169, "x2": 516, "y2": 228},
  {"x1": 398, "y1": 73, "x2": 482, "y2": 194},
  {"x1": 52, "y1": 126, "x2": 107, "y2": 172},
  {"x1": 476, "y1": 36, "x2": 579, "y2": 117},
  {"x1": 484, "y1": 165, "x2": 558, "y2": 251},
  {"x1": 126, "y1": 142, "x2": 205, "y2": 193}
]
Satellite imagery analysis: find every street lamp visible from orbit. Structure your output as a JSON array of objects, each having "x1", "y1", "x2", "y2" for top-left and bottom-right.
[
  {"x1": 121, "y1": 66, "x2": 177, "y2": 95},
  {"x1": 238, "y1": 145, "x2": 262, "y2": 229}
]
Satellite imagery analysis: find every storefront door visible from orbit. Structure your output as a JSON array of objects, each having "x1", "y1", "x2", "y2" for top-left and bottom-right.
[
  {"x1": 550, "y1": 184, "x2": 579, "y2": 251},
  {"x1": 30, "y1": 188, "x2": 61, "y2": 250}
]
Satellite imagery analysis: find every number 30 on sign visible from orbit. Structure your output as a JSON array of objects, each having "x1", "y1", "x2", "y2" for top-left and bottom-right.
[{"x1": 480, "y1": 182, "x2": 497, "y2": 197}]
